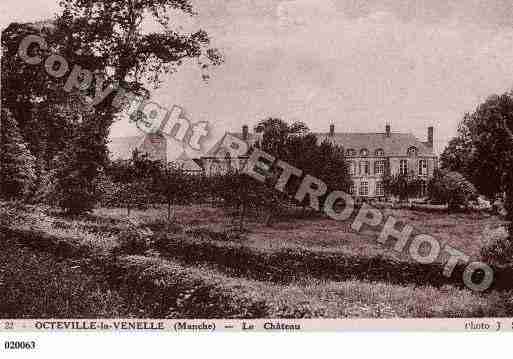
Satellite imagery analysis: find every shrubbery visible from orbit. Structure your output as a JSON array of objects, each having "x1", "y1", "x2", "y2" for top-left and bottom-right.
[
  {"x1": 481, "y1": 235, "x2": 513, "y2": 267},
  {"x1": 383, "y1": 173, "x2": 426, "y2": 202},
  {"x1": 116, "y1": 218, "x2": 154, "y2": 255},
  {"x1": 428, "y1": 170, "x2": 477, "y2": 211}
]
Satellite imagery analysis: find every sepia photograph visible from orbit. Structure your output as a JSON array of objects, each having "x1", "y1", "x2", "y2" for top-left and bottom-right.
[{"x1": 1, "y1": 0, "x2": 513, "y2": 337}]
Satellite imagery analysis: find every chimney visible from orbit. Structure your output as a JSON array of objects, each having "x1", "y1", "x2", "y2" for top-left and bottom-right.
[
  {"x1": 329, "y1": 124, "x2": 335, "y2": 136},
  {"x1": 385, "y1": 123, "x2": 391, "y2": 137},
  {"x1": 428, "y1": 126, "x2": 434, "y2": 147},
  {"x1": 242, "y1": 125, "x2": 249, "y2": 141}
]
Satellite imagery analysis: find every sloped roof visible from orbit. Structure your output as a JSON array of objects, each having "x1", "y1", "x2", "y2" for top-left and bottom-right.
[
  {"x1": 315, "y1": 132, "x2": 435, "y2": 157},
  {"x1": 174, "y1": 152, "x2": 203, "y2": 172},
  {"x1": 204, "y1": 132, "x2": 257, "y2": 157},
  {"x1": 204, "y1": 131, "x2": 434, "y2": 158}
]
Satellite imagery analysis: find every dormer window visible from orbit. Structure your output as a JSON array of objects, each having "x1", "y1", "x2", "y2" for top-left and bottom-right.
[
  {"x1": 346, "y1": 148, "x2": 356, "y2": 156},
  {"x1": 375, "y1": 149, "x2": 384, "y2": 157},
  {"x1": 407, "y1": 146, "x2": 418, "y2": 157},
  {"x1": 360, "y1": 148, "x2": 369, "y2": 156}
]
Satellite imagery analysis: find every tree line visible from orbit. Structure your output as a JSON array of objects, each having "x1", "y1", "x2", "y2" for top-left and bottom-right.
[
  {"x1": 0, "y1": 0, "x2": 221, "y2": 213},
  {"x1": 101, "y1": 118, "x2": 353, "y2": 231},
  {"x1": 1, "y1": 1, "x2": 511, "y2": 236}
]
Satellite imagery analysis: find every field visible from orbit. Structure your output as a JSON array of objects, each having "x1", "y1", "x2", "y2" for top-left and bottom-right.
[{"x1": 1, "y1": 201, "x2": 511, "y2": 318}]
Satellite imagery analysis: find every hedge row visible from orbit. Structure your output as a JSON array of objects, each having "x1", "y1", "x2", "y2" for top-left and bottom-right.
[
  {"x1": 155, "y1": 231, "x2": 513, "y2": 291},
  {"x1": 0, "y1": 225, "x2": 326, "y2": 317},
  {"x1": 3, "y1": 224, "x2": 511, "y2": 317}
]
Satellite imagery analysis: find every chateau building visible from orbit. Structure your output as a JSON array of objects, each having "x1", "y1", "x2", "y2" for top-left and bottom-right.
[
  {"x1": 202, "y1": 124, "x2": 437, "y2": 199},
  {"x1": 108, "y1": 124, "x2": 437, "y2": 199},
  {"x1": 316, "y1": 124, "x2": 437, "y2": 199}
]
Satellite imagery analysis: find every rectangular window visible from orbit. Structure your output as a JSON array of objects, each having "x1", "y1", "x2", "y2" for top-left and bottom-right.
[
  {"x1": 376, "y1": 181, "x2": 384, "y2": 196},
  {"x1": 360, "y1": 161, "x2": 370, "y2": 175},
  {"x1": 359, "y1": 181, "x2": 369, "y2": 196},
  {"x1": 349, "y1": 183, "x2": 355, "y2": 195},
  {"x1": 400, "y1": 160, "x2": 408, "y2": 175},
  {"x1": 418, "y1": 159, "x2": 428, "y2": 176},
  {"x1": 374, "y1": 160, "x2": 385, "y2": 175},
  {"x1": 350, "y1": 162, "x2": 356, "y2": 176}
]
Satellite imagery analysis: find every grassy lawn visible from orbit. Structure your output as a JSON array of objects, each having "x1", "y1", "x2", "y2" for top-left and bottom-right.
[
  {"x1": 96, "y1": 204, "x2": 507, "y2": 262},
  {"x1": 1, "y1": 201, "x2": 511, "y2": 318}
]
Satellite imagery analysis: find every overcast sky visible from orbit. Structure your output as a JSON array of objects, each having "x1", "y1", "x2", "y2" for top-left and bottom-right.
[{"x1": 2, "y1": 0, "x2": 513, "y2": 156}]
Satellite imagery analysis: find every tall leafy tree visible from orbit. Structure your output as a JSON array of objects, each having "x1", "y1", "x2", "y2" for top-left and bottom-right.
[
  {"x1": 253, "y1": 118, "x2": 351, "y2": 221},
  {"x1": 49, "y1": 0, "x2": 221, "y2": 214},
  {"x1": 442, "y1": 92, "x2": 513, "y2": 235},
  {"x1": 255, "y1": 118, "x2": 351, "y2": 194},
  {"x1": 439, "y1": 115, "x2": 474, "y2": 177},
  {"x1": 2, "y1": 1, "x2": 222, "y2": 213},
  {"x1": 442, "y1": 94, "x2": 513, "y2": 198},
  {"x1": 255, "y1": 117, "x2": 309, "y2": 160},
  {"x1": 52, "y1": 111, "x2": 109, "y2": 214},
  {"x1": 54, "y1": 0, "x2": 222, "y2": 127},
  {"x1": 1, "y1": 22, "x2": 80, "y2": 167}
]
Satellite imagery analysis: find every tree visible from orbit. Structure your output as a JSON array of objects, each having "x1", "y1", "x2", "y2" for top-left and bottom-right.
[
  {"x1": 157, "y1": 163, "x2": 193, "y2": 222},
  {"x1": 383, "y1": 173, "x2": 409, "y2": 201},
  {"x1": 53, "y1": 0, "x2": 222, "y2": 139},
  {"x1": 428, "y1": 170, "x2": 477, "y2": 212},
  {"x1": 2, "y1": 22, "x2": 87, "y2": 188},
  {"x1": 209, "y1": 167, "x2": 276, "y2": 231},
  {"x1": 439, "y1": 118, "x2": 473, "y2": 177},
  {"x1": 52, "y1": 112, "x2": 108, "y2": 214},
  {"x1": 53, "y1": 0, "x2": 221, "y2": 214},
  {"x1": 442, "y1": 92, "x2": 513, "y2": 234},
  {"x1": 255, "y1": 118, "x2": 309, "y2": 159},
  {"x1": 441, "y1": 94, "x2": 513, "y2": 198},
  {"x1": 104, "y1": 150, "x2": 163, "y2": 216},
  {"x1": 2, "y1": 1, "x2": 222, "y2": 213},
  {"x1": 254, "y1": 118, "x2": 351, "y2": 221},
  {"x1": 1, "y1": 20, "x2": 100, "y2": 179},
  {"x1": 0, "y1": 108, "x2": 37, "y2": 200},
  {"x1": 314, "y1": 139, "x2": 352, "y2": 194},
  {"x1": 382, "y1": 171, "x2": 425, "y2": 202}
]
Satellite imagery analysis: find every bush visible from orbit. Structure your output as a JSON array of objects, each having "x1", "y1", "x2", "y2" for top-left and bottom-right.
[
  {"x1": 383, "y1": 173, "x2": 425, "y2": 201},
  {"x1": 481, "y1": 226, "x2": 513, "y2": 266},
  {"x1": 429, "y1": 170, "x2": 477, "y2": 211},
  {"x1": 116, "y1": 218, "x2": 154, "y2": 255},
  {"x1": 52, "y1": 151, "x2": 101, "y2": 215}
]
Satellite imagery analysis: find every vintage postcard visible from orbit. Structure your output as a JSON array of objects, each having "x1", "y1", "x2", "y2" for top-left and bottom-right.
[{"x1": 1, "y1": 0, "x2": 513, "y2": 348}]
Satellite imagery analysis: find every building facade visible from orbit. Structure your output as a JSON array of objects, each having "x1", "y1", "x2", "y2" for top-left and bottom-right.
[
  {"x1": 317, "y1": 124, "x2": 437, "y2": 199},
  {"x1": 200, "y1": 125, "x2": 254, "y2": 176},
  {"x1": 109, "y1": 124, "x2": 437, "y2": 199},
  {"x1": 202, "y1": 124, "x2": 437, "y2": 199}
]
